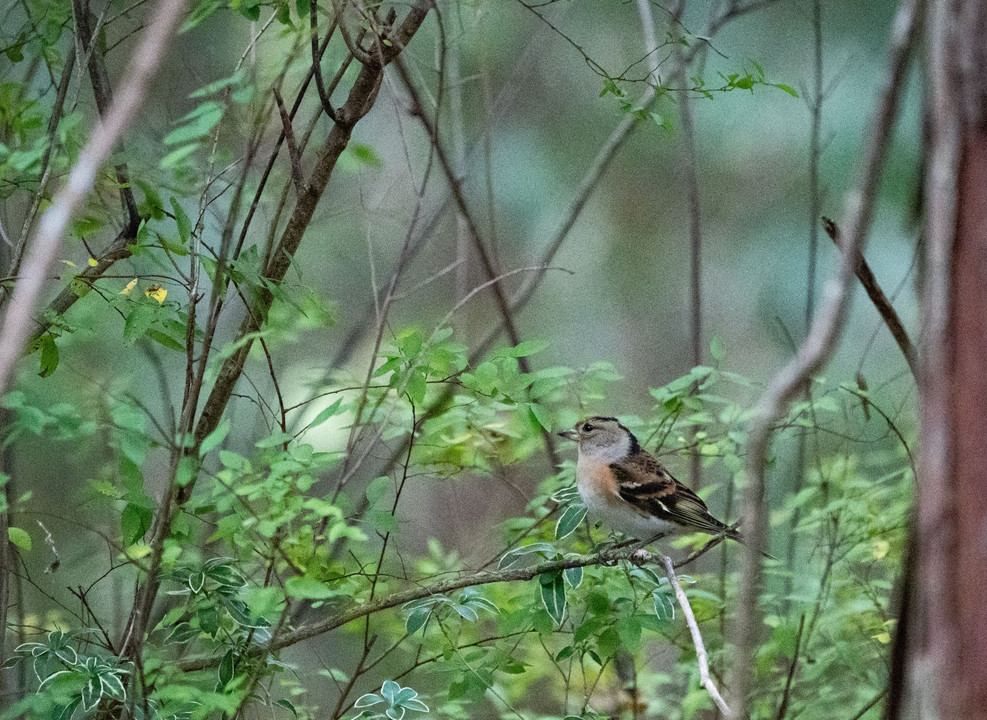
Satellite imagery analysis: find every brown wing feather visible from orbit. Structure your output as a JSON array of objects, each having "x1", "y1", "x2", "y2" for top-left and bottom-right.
[{"x1": 610, "y1": 451, "x2": 739, "y2": 538}]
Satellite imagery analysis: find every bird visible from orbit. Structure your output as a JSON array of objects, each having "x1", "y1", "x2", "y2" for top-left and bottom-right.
[{"x1": 557, "y1": 416, "x2": 751, "y2": 549}]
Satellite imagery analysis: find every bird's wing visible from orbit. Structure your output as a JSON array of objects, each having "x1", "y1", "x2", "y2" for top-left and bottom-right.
[{"x1": 610, "y1": 452, "x2": 735, "y2": 536}]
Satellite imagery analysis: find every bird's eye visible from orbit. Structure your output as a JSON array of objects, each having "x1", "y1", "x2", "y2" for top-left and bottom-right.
[{"x1": 582, "y1": 423, "x2": 594, "y2": 433}]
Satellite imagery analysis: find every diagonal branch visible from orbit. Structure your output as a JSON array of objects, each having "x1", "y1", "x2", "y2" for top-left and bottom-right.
[
  {"x1": 821, "y1": 216, "x2": 918, "y2": 377},
  {"x1": 662, "y1": 555, "x2": 732, "y2": 717}
]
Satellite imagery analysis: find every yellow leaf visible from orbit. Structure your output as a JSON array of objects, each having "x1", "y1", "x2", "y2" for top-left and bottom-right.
[
  {"x1": 88, "y1": 257, "x2": 98, "y2": 267},
  {"x1": 61, "y1": 260, "x2": 76, "y2": 267},
  {"x1": 120, "y1": 278, "x2": 138, "y2": 295},
  {"x1": 145, "y1": 284, "x2": 167, "y2": 304},
  {"x1": 872, "y1": 632, "x2": 891, "y2": 644},
  {"x1": 872, "y1": 540, "x2": 890, "y2": 560}
]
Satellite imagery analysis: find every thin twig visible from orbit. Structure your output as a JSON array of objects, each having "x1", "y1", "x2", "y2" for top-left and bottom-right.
[
  {"x1": 273, "y1": 88, "x2": 305, "y2": 195},
  {"x1": 821, "y1": 216, "x2": 918, "y2": 377},
  {"x1": 730, "y1": 0, "x2": 923, "y2": 715},
  {"x1": 662, "y1": 556, "x2": 732, "y2": 717}
]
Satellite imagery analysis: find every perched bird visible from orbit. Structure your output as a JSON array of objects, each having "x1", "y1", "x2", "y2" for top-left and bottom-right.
[{"x1": 557, "y1": 416, "x2": 747, "y2": 547}]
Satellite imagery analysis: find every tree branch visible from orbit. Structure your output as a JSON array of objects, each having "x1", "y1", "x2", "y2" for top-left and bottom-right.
[
  {"x1": 822, "y1": 216, "x2": 918, "y2": 377},
  {"x1": 178, "y1": 544, "x2": 677, "y2": 672},
  {"x1": 662, "y1": 555, "x2": 732, "y2": 717}
]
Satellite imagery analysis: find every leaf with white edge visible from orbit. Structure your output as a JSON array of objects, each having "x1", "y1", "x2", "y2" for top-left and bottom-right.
[
  {"x1": 381, "y1": 680, "x2": 400, "y2": 703},
  {"x1": 386, "y1": 707, "x2": 406, "y2": 720},
  {"x1": 402, "y1": 698, "x2": 429, "y2": 712},
  {"x1": 540, "y1": 571, "x2": 567, "y2": 625},
  {"x1": 80, "y1": 678, "x2": 99, "y2": 712},
  {"x1": 354, "y1": 693, "x2": 383, "y2": 708},
  {"x1": 498, "y1": 542, "x2": 557, "y2": 569},
  {"x1": 275, "y1": 699, "x2": 298, "y2": 717},
  {"x1": 218, "y1": 649, "x2": 235, "y2": 688},
  {"x1": 653, "y1": 590, "x2": 675, "y2": 621},
  {"x1": 555, "y1": 503, "x2": 587, "y2": 540},
  {"x1": 99, "y1": 671, "x2": 126, "y2": 701},
  {"x1": 405, "y1": 607, "x2": 430, "y2": 635},
  {"x1": 563, "y1": 564, "x2": 583, "y2": 589},
  {"x1": 451, "y1": 604, "x2": 478, "y2": 622}
]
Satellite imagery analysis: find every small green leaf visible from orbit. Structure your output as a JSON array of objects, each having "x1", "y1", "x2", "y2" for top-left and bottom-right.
[
  {"x1": 218, "y1": 649, "x2": 236, "y2": 688},
  {"x1": 170, "y1": 197, "x2": 191, "y2": 242},
  {"x1": 121, "y1": 502, "x2": 153, "y2": 545},
  {"x1": 539, "y1": 571, "x2": 567, "y2": 625},
  {"x1": 8, "y1": 526, "x2": 31, "y2": 550},
  {"x1": 406, "y1": 370, "x2": 427, "y2": 405},
  {"x1": 38, "y1": 335, "x2": 58, "y2": 378},
  {"x1": 200, "y1": 419, "x2": 231, "y2": 455},
  {"x1": 285, "y1": 574, "x2": 334, "y2": 599},
  {"x1": 307, "y1": 398, "x2": 344, "y2": 430},
  {"x1": 123, "y1": 302, "x2": 155, "y2": 345},
  {"x1": 555, "y1": 503, "x2": 587, "y2": 540},
  {"x1": 366, "y1": 476, "x2": 391, "y2": 508}
]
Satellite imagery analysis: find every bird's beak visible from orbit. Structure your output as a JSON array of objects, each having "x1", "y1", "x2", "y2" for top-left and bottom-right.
[{"x1": 557, "y1": 429, "x2": 578, "y2": 441}]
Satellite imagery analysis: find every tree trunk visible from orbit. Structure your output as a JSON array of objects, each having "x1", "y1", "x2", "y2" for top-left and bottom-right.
[{"x1": 909, "y1": 0, "x2": 987, "y2": 717}]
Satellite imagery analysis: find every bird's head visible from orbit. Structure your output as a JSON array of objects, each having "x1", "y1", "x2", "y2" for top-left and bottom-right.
[{"x1": 557, "y1": 416, "x2": 639, "y2": 462}]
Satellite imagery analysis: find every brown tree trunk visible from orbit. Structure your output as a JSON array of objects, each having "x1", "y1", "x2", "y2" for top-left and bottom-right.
[{"x1": 909, "y1": 0, "x2": 987, "y2": 717}]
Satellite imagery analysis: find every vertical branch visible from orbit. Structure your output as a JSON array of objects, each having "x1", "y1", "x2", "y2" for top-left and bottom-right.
[
  {"x1": 670, "y1": 0, "x2": 706, "y2": 489},
  {"x1": 729, "y1": 0, "x2": 922, "y2": 714}
]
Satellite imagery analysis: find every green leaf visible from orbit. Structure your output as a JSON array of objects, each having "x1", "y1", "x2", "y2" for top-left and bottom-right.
[
  {"x1": 406, "y1": 370, "x2": 427, "y2": 405},
  {"x1": 8, "y1": 526, "x2": 31, "y2": 550},
  {"x1": 366, "y1": 476, "x2": 391, "y2": 508},
  {"x1": 146, "y1": 329, "x2": 184, "y2": 352},
  {"x1": 710, "y1": 335, "x2": 726, "y2": 362},
  {"x1": 38, "y1": 335, "x2": 58, "y2": 378},
  {"x1": 295, "y1": 0, "x2": 310, "y2": 16},
  {"x1": 528, "y1": 402, "x2": 552, "y2": 431},
  {"x1": 218, "y1": 649, "x2": 236, "y2": 688},
  {"x1": 285, "y1": 574, "x2": 334, "y2": 599},
  {"x1": 307, "y1": 398, "x2": 344, "y2": 430},
  {"x1": 121, "y1": 503, "x2": 152, "y2": 545},
  {"x1": 555, "y1": 503, "x2": 587, "y2": 540},
  {"x1": 492, "y1": 340, "x2": 548, "y2": 359},
  {"x1": 563, "y1": 564, "x2": 583, "y2": 589},
  {"x1": 123, "y1": 302, "x2": 155, "y2": 345},
  {"x1": 772, "y1": 83, "x2": 799, "y2": 97},
  {"x1": 539, "y1": 571, "x2": 566, "y2": 625},
  {"x1": 200, "y1": 419, "x2": 231, "y2": 455},
  {"x1": 170, "y1": 197, "x2": 191, "y2": 242}
]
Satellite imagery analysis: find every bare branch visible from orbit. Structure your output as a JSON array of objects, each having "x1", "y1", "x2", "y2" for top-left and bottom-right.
[
  {"x1": 730, "y1": 0, "x2": 923, "y2": 714},
  {"x1": 822, "y1": 216, "x2": 918, "y2": 377},
  {"x1": 273, "y1": 88, "x2": 305, "y2": 195},
  {"x1": 0, "y1": 0, "x2": 190, "y2": 397},
  {"x1": 663, "y1": 555, "x2": 732, "y2": 717}
]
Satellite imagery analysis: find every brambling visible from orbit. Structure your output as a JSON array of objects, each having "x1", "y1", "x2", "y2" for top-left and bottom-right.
[{"x1": 557, "y1": 416, "x2": 746, "y2": 546}]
